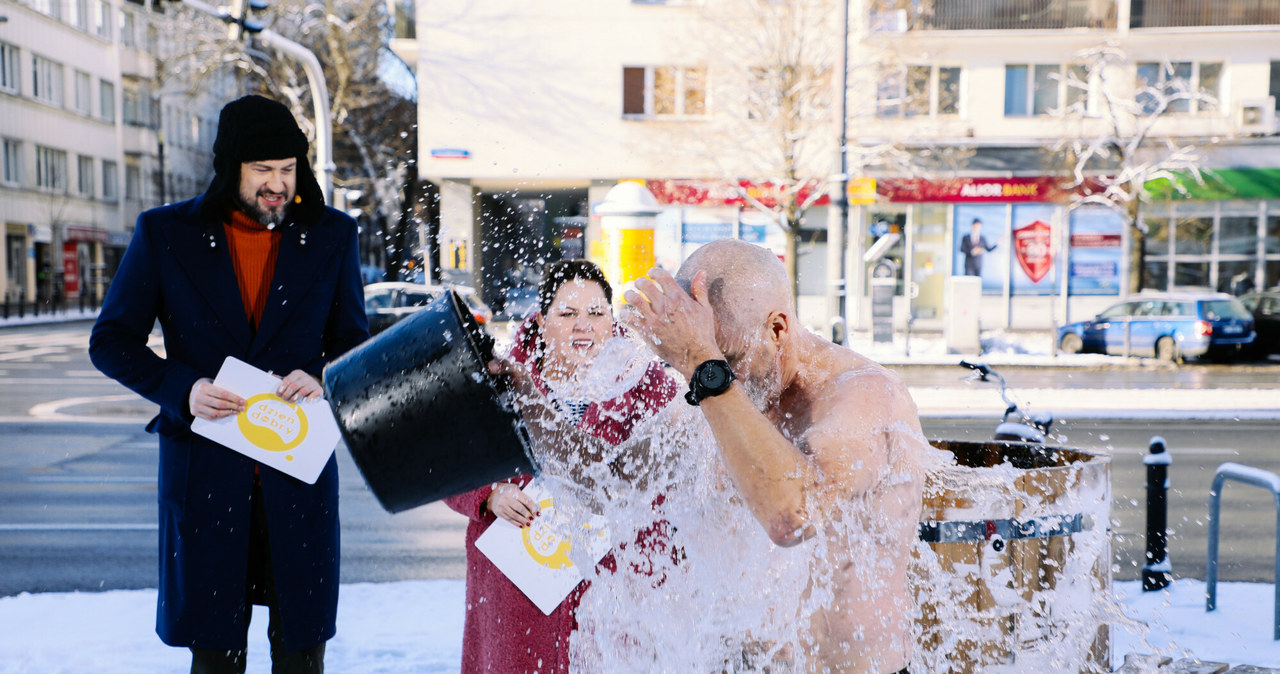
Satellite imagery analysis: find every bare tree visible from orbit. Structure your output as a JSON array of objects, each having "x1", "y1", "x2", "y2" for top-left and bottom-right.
[
  {"x1": 682, "y1": 0, "x2": 843, "y2": 299},
  {"x1": 159, "y1": 0, "x2": 418, "y2": 276},
  {"x1": 1054, "y1": 42, "x2": 1217, "y2": 294}
]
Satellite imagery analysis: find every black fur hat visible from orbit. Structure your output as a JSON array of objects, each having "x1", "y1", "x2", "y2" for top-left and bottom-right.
[{"x1": 198, "y1": 95, "x2": 325, "y2": 229}]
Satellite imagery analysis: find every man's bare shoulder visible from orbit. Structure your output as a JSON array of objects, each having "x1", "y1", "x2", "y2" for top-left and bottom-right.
[
  {"x1": 794, "y1": 338, "x2": 918, "y2": 438},
  {"x1": 813, "y1": 341, "x2": 912, "y2": 411}
]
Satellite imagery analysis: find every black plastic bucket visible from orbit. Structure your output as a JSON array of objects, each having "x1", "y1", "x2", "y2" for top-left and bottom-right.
[{"x1": 323, "y1": 289, "x2": 537, "y2": 513}]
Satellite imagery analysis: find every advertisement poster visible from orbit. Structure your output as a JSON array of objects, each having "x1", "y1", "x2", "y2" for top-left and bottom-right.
[
  {"x1": 1068, "y1": 206, "x2": 1124, "y2": 296},
  {"x1": 952, "y1": 204, "x2": 1008, "y2": 294},
  {"x1": 475, "y1": 480, "x2": 612, "y2": 615},
  {"x1": 191, "y1": 357, "x2": 341, "y2": 484},
  {"x1": 1010, "y1": 204, "x2": 1059, "y2": 296}
]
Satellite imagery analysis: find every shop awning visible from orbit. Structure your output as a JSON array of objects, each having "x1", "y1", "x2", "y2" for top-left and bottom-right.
[{"x1": 1145, "y1": 168, "x2": 1280, "y2": 201}]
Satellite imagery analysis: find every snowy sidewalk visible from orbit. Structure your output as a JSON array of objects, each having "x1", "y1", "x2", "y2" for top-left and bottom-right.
[
  {"x1": 910, "y1": 384, "x2": 1280, "y2": 420},
  {"x1": 1, "y1": 578, "x2": 1277, "y2": 673},
  {"x1": 0, "y1": 307, "x2": 98, "y2": 328}
]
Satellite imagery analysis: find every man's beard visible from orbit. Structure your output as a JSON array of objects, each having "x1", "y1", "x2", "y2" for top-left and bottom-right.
[
  {"x1": 235, "y1": 189, "x2": 290, "y2": 228},
  {"x1": 741, "y1": 356, "x2": 783, "y2": 412}
]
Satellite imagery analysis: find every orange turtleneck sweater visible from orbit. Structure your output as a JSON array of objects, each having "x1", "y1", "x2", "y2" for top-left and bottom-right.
[{"x1": 223, "y1": 209, "x2": 282, "y2": 331}]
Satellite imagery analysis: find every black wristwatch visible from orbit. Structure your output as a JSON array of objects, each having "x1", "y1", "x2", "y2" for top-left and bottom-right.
[{"x1": 685, "y1": 359, "x2": 736, "y2": 406}]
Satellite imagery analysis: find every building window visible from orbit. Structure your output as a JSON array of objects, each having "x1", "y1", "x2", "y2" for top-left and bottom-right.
[
  {"x1": 622, "y1": 66, "x2": 707, "y2": 118},
  {"x1": 31, "y1": 0, "x2": 61, "y2": 20},
  {"x1": 0, "y1": 42, "x2": 19, "y2": 94},
  {"x1": 1136, "y1": 61, "x2": 1222, "y2": 115},
  {"x1": 392, "y1": 0, "x2": 415, "y2": 39},
  {"x1": 877, "y1": 65, "x2": 960, "y2": 118},
  {"x1": 35, "y1": 145, "x2": 68, "y2": 192},
  {"x1": 1142, "y1": 209, "x2": 1274, "y2": 293},
  {"x1": 2, "y1": 138, "x2": 20, "y2": 185},
  {"x1": 102, "y1": 160, "x2": 118, "y2": 202},
  {"x1": 125, "y1": 156, "x2": 141, "y2": 201},
  {"x1": 95, "y1": 0, "x2": 113, "y2": 40},
  {"x1": 77, "y1": 155, "x2": 94, "y2": 197},
  {"x1": 121, "y1": 11, "x2": 137, "y2": 48},
  {"x1": 70, "y1": 0, "x2": 91, "y2": 30},
  {"x1": 74, "y1": 71, "x2": 92, "y2": 115},
  {"x1": 1005, "y1": 64, "x2": 1087, "y2": 117},
  {"x1": 1270, "y1": 61, "x2": 1280, "y2": 111},
  {"x1": 32, "y1": 55, "x2": 64, "y2": 107},
  {"x1": 100, "y1": 80, "x2": 115, "y2": 122}
]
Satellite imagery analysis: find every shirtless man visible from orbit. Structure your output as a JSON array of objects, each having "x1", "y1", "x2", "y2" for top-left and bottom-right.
[{"x1": 622, "y1": 239, "x2": 928, "y2": 673}]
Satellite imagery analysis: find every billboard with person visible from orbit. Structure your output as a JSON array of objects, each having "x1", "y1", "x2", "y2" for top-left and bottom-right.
[{"x1": 953, "y1": 204, "x2": 1007, "y2": 294}]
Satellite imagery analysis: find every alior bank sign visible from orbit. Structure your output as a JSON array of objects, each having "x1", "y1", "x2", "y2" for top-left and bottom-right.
[{"x1": 877, "y1": 177, "x2": 1068, "y2": 203}]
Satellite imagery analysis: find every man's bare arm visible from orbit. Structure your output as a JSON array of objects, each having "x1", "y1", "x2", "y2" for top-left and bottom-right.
[{"x1": 696, "y1": 382, "x2": 823, "y2": 546}]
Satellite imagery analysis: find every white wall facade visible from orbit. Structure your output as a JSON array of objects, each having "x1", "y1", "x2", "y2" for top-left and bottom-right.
[
  {"x1": 410, "y1": 0, "x2": 1280, "y2": 332},
  {"x1": 1, "y1": 0, "x2": 127, "y2": 303},
  {"x1": 1, "y1": 0, "x2": 227, "y2": 306}
]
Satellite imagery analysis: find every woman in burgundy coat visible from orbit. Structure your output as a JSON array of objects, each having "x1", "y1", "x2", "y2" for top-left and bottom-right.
[{"x1": 444, "y1": 260, "x2": 678, "y2": 673}]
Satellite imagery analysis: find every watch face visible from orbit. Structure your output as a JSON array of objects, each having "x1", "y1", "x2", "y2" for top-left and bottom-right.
[{"x1": 699, "y1": 362, "x2": 731, "y2": 389}]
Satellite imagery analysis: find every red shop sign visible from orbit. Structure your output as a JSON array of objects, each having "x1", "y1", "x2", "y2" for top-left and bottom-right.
[
  {"x1": 645, "y1": 179, "x2": 830, "y2": 208},
  {"x1": 877, "y1": 177, "x2": 1067, "y2": 203},
  {"x1": 1013, "y1": 220, "x2": 1054, "y2": 283},
  {"x1": 62, "y1": 243, "x2": 80, "y2": 296}
]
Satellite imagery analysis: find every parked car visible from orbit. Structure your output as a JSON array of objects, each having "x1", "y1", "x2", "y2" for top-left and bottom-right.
[
  {"x1": 1239, "y1": 290, "x2": 1280, "y2": 357},
  {"x1": 363, "y1": 282, "x2": 492, "y2": 335},
  {"x1": 359, "y1": 264, "x2": 386, "y2": 285},
  {"x1": 499, "y1": 284, "x2": 540, "y2": 321},
  {"x1": 1057, "y1": 291, "x2": 1255, "y2": 362}
]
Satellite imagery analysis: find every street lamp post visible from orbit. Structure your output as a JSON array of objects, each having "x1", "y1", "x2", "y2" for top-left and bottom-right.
[{"x1": 179, "y1": 0, "x2": 333, "y2": 201}]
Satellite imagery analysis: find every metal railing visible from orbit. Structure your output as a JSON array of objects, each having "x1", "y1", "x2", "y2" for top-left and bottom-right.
[
  {"x1": 869, "y1": 0, "x2": 1118, "y2": 31},
  {"x1": 1206, "y1": 461, "x2": 1280, "y2": 640},
  {"x1": 1132, "y1": 0, "x2": 1280, "y2": 28},
  {"x1": 1, "y1": 293, "x2": 102, "y2": 320},
  {"x1": 868, "y1": 0, "x2": 1280, "y2": 31}
]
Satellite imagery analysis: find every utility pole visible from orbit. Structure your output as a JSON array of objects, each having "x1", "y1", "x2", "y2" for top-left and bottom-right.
[
  {"x1": 179, "y1": 0, "x2": 333, "y2": 201},
  {"x1": 826, "y1": 0, "x2": 852, "y2": 345}
]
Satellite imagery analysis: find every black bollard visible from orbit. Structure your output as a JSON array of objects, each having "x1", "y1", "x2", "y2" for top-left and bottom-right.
[{"x1": 1142, "y1": 435, "x2": 1172, "y2": 590}]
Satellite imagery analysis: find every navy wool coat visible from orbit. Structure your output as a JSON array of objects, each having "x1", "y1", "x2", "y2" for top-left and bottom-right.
[{"x1": 89, "y1": 196, "x2": 369, "y2": 652}]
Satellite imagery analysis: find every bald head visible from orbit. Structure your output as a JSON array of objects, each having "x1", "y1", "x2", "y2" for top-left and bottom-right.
[{"x1": 676, "y1": 239, "x2": 794, "y2": 338}]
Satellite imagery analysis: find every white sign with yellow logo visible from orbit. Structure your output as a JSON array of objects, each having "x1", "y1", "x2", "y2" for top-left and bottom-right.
[
  {"x1": 474, "y1": 480, "x2": 612, "y2": 615},
  {"x1": 191, "y1": 357, "x2": 341, "y2": 485}
]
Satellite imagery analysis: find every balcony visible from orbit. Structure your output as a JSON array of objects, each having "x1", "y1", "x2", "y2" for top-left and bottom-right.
[
  {"x1": 1131, "y1": 0, "x2": 1280, "y2": 28},
  {"x1": 869, "y1": 0, "x2": 1118, "y2": 32}
]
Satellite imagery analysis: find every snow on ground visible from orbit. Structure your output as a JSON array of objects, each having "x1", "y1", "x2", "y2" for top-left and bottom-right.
[
  {"x1": 0, "y1": 578, "x2": 1276, "y2": 673},
  {"x1": 0, "y1": 580, "x2": 464, "y2": 674},
  {"x1": 0, "y1": 308, "x2": 99, "y2": 328}
]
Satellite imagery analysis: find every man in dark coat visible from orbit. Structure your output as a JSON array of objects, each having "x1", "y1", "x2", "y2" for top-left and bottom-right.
[
  {"x1": 959, "y1": 217, "x2": 997, "y2": 277},
  {"x1": 89, "y1": 94, "x2": 369, "y2": 673}
]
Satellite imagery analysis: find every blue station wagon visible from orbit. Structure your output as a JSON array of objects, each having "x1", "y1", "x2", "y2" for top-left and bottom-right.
[{"x1": 1057, "y1": 291, "x2": 1255, "y2": 362}]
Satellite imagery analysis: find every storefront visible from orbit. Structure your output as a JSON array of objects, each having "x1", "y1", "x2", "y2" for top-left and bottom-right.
[
  {"x1": 854, "y1": 170, "x2": 1280, "y2": 332},
  {"x1": 642, "y1": 179, "x2": 831, "y2": 323},
  {"x1": 4, "y1": 224, "x2": 30, "y2": 303},
  {"x1": 858, "y1": 176, "x2": 1128, "y2": 331},
  {"x1": 1141, "y1": 168, "x2": 1280, "y2": 295},
  {"x1": 61, "y1": 225, "x2": 108, "y2": 303}
]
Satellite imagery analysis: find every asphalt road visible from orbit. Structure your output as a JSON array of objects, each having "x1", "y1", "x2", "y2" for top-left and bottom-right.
[{"x1": 1, "y1": 321, "x2": 1278, "y2": 597}]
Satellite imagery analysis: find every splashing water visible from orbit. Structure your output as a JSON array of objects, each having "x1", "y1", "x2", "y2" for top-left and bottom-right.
[{"x1": 517, "y1": 338, "x2": 1122, "y2": 673}]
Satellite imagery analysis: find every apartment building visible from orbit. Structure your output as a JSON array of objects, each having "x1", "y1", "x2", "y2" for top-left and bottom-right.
[
  {"x1": 0, "y1": 0, "x2": 225, "y2": 307},
  {"x1": 406, "y1": 0, "x2": 1280, "y2": 331},
  {"x1": 855, "y1": 0, "x2": 1280, "y2": 331}
]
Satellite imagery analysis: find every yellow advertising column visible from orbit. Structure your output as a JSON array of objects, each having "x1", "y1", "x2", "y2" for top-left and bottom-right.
[{"x1": 593, "y1": 181, "x2": 661, "y2": 291}]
